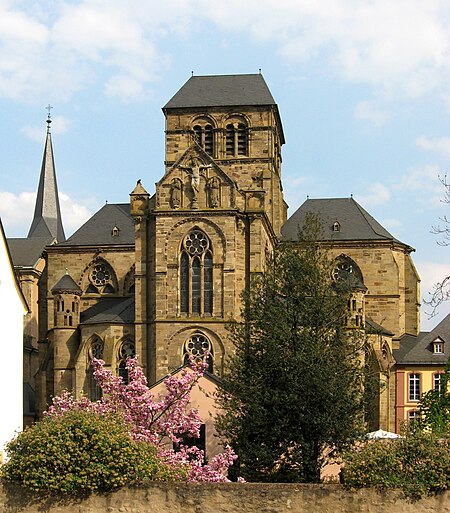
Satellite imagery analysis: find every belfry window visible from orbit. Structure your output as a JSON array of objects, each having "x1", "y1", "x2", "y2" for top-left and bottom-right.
[
  {"x1": 180, "y1": 230, "x2": 213, "y2": 316},
  {"x1": 193, "y1": 124, "x2": 214, "y2": 157},
  {"x1": 117, "y1": 340, "x2": 136, "y2": 385},
  {"x1": 87, "y1": 337, "x2": 104, "y2": 401},
  {"x1": 226, "y1": 122, "x2": 248, "y2": 157}
]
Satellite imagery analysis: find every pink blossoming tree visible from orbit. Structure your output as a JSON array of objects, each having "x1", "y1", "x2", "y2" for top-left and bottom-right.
[{"x1": 46, "y1": 356, "x2": 236, "y2": 482}]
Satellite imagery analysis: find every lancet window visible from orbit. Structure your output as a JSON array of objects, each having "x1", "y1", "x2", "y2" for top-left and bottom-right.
[
  {"x1": 87, "y1": 337, "x2": 104, "y2": 401},
  {"x1": 117, "y1": 340, "x2": 136, "y2": 385},
  {"x1": 180, "y1": 229, "x2": 213, "y2": 316}
]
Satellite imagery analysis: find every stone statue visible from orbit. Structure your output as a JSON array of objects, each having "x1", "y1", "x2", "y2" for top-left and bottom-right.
[
  {"x1": 208, "y1": 177, "x2": 220, "y2": 208},
  {"x1": 180, "y1": 156, "x2": 212, "y2": 208},
  {"x1": 170, "y1": 179, "x2": 181, "y2": 209}
]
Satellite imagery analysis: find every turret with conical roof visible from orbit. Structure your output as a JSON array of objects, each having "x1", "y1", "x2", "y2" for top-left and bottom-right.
[{"x1": 27, "y1": 112, "x2": 65, "y2": 242}]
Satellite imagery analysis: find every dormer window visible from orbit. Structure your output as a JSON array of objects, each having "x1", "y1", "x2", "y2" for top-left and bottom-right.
[
  {"x1": 333, "y1": 221, "x2": 341, "y2": 232},
  {"x1": 432, "y1": 337, "x2": 444, "y2": 354},
  {"x1": 112, "y1": 225, "x2": 120, "y2": 237}
]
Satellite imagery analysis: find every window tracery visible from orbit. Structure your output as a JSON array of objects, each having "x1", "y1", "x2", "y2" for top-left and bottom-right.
[
  {"x1": 117, "y1": 340, "x2": 136, "y2": 385},
  {"x1": 84, "y1": 261, "x2": 116, "y2": 294},
  {"x1": 87, "y1": 337, "x2": 104, "y2": 401},
  {"x1": 180, "y1": 230, "x2": 213, "y2": 316},
  {"x1": 183, "y1": 333, "x2": 213, "y2": 373}
]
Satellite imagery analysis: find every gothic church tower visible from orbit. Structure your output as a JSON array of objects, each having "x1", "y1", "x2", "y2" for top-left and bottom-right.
[{"x1": 132, "y1": 74, "x2": 286, "y2": 382}]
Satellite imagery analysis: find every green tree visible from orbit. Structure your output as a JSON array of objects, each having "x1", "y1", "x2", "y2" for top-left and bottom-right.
[
  {"x1": 2, "y1": 410, "x2": 181, "y2": 494},
  {"x1": 418, "y1": 359, "x2": 450, "y2": 436},
  {"x1": 216, "y1": 216, "x2": 367, "y2": 483}
]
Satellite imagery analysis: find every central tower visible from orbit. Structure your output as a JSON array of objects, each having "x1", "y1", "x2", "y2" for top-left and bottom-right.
[{"x1": 132, "y1": 74, "x2": 287, "y2": 382}]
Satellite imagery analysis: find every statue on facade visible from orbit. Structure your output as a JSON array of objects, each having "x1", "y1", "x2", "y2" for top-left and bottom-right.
[
  {"x1": 207, "y1": 177, "x2": 220, "y2": 208},
  {"x1": 170, "y1": 178, "x2": 182, "y2": 209},
  {"x1": 180, "y1": 156, "x2": 212, "y2": 208}
]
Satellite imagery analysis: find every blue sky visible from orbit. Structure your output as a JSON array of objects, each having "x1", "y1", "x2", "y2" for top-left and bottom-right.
[{"x1": 1, "y1": 0, "x2": 450, "y2": 330}]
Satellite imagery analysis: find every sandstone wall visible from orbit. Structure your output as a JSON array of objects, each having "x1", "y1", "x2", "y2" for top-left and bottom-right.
[{"x1": 2, "y1": 482, "x2": 450, "y2": 513}]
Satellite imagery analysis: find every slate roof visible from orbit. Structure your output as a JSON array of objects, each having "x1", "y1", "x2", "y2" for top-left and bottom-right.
[
  {"x1": 394, "y1": 314, "x2": 450, "y2": 365},
  {"x1": 51, "y1": 273, "x2": 82, "y2": 293},
  {"x1": 80, "y1": 297, "x2": 134, "y2": 325},
  {"x1": 163, "y1": 74, "x2": 277, "y2": 109},
  {"x1": 58, "y1": 204, "x2": 134, "y2": 246},
  {"x1": 28, "y1": 127, "x2": 65, "y2": 242},
  {"x1": 365, "y1": 317, "x2": 394, "y2": 337},
  {"x1": 7, "y1": 236, "x2": 53, "y2": 267},
  {"x1": 282, "y1": 197, "x2": 408, "y2": 246}
]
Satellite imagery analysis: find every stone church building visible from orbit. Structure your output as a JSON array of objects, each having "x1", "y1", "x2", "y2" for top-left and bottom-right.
[{"x1": 10, "y1": 74, "x2": 421, "y2": 439}]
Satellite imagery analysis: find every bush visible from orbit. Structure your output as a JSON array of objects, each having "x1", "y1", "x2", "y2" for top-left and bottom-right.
[
  {"x1": 342, "y1": 430, "x2": 450, "y2": 498},
  {"x1": 1, "y1": 410, "x2": 181, "y2": 494}
]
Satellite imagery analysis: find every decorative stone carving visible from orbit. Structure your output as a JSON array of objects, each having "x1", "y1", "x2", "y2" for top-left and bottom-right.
[
  {"x1": 170, "y1": 178, "x2": 182, "y2": 209},
  {"x1": 179, "y1": 156, "x2": 212, "y2": 209},
  {"x1": 207, "y1": 177, "x2": 220, "y2": 208}
]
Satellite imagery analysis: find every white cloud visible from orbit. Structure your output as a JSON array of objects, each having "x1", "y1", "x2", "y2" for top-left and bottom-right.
[
  {"x1": 1, "y1": 0, "x2": 450, "y2": 103},
  {"x1": 392, "y1": 165, "x2": 444, "y2": 208},
  {"x1": 355, "y1": 183, "x2": 390, "y2": 207},
  {"x1": 22, "y1": 115, "x2": 72, "y2": 141},
  {"x1": 0, "y1": 190, "x2": 92, "y2": 238},
  {"x1": 59, "y1": 192, "x2": 92, "y2": 235},
  {"x1": 0, "y1": 191, "x2": 36, "y2": 237},
  {"x1": 381, "y1": 218, "x2": 402, "y2": 230},
  {"x1": 354, "y1": 101, "x2": 391, "y2": 127},
  {"x1": 416, "y1": 135, "x2": 450, "y2": 160},
  {"x1": 200, "y1": 0, "x2": 450, "y2": 97}
]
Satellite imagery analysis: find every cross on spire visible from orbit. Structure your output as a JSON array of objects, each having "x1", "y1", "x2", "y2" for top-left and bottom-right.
[{"x1": 46, "y1": 104, "x2": 53, "y2": 119}]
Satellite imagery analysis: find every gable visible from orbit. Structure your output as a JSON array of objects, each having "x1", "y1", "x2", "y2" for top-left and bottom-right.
[{"x1": 156, "y1": 143, "x2": 238, "y2": 211}]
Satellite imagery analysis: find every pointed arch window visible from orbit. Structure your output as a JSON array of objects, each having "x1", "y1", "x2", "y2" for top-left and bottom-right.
[
  {"x1": 117, "y1": 340, "x2": 136, "y2": 385},
  {"x1": 180, "y1": 230, "x2": 213, "y2": 316},
  {"x1": 87, "y1": 337, "x2": 104, "y2": 401}
]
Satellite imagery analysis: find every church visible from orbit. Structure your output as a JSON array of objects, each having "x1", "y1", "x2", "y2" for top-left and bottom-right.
[{"x1": 9, "y1": 73, "x2": 426, "y2": 445}]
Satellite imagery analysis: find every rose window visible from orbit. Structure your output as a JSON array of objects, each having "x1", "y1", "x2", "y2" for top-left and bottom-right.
[
  {"x1": 332, "y1": 262, "x2": 353, "y2": 282},
  {"x1": 90, "y1": 264, "x2": 111, "y2": 286},
  {"x1": 183, "y1": 231, "x2": 209, "y2": 255},
  {"x1": 185, "y1": 334, "x2": 211, "y2": 358}
]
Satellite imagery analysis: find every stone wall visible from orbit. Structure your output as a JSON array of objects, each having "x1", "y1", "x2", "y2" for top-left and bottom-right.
[{"x1": 2, "y1": 482, "x2": 450, "y2": 513}]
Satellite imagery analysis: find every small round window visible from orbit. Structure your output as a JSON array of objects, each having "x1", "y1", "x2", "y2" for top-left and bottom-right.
[
  {"x1": 183, "y1": 231, "x2": 209, "y2": 255},
  {"x1": 90, "y1": 264, "x2": 111, "y2": 286},
  {"x1": 185, "y1": 333, "x2": 211, "y2": 358}
]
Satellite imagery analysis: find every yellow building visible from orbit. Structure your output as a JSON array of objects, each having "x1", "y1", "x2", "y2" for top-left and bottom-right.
[{"x1": 394, "y1": 314, "x2": 450, "y2": 431}]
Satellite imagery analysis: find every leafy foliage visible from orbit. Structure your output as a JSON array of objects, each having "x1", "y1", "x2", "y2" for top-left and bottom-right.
[
  {"x1": 342, "y1": 429, "x2": 450, "y2": 499},
  {"x1": 2, "y1": 410, "x2": 179, "y2": 494},
  {"x1": 418, "y1": 359, "x2": 450, "y2": 436},
  {"x1": 44, "y1": 356, "x2": 236, "y2": 482},
  {"x1": 216, "y1": 215, "x2": 367, "y2": 482}
]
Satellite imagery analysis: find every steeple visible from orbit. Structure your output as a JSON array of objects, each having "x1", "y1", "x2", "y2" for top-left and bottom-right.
[{"x1": 27, "y1": 108, "x2": 65, "y2": 242}]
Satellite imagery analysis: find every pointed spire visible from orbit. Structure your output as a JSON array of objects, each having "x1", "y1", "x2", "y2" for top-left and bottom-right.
[{"x1": 27, "y1": 107, "x2": 65, "y2": 242}]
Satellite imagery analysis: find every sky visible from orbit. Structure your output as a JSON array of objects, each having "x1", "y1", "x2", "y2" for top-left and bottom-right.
[{"x1": 1, "y1": 0, "x2": 450, "y2": 330}]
